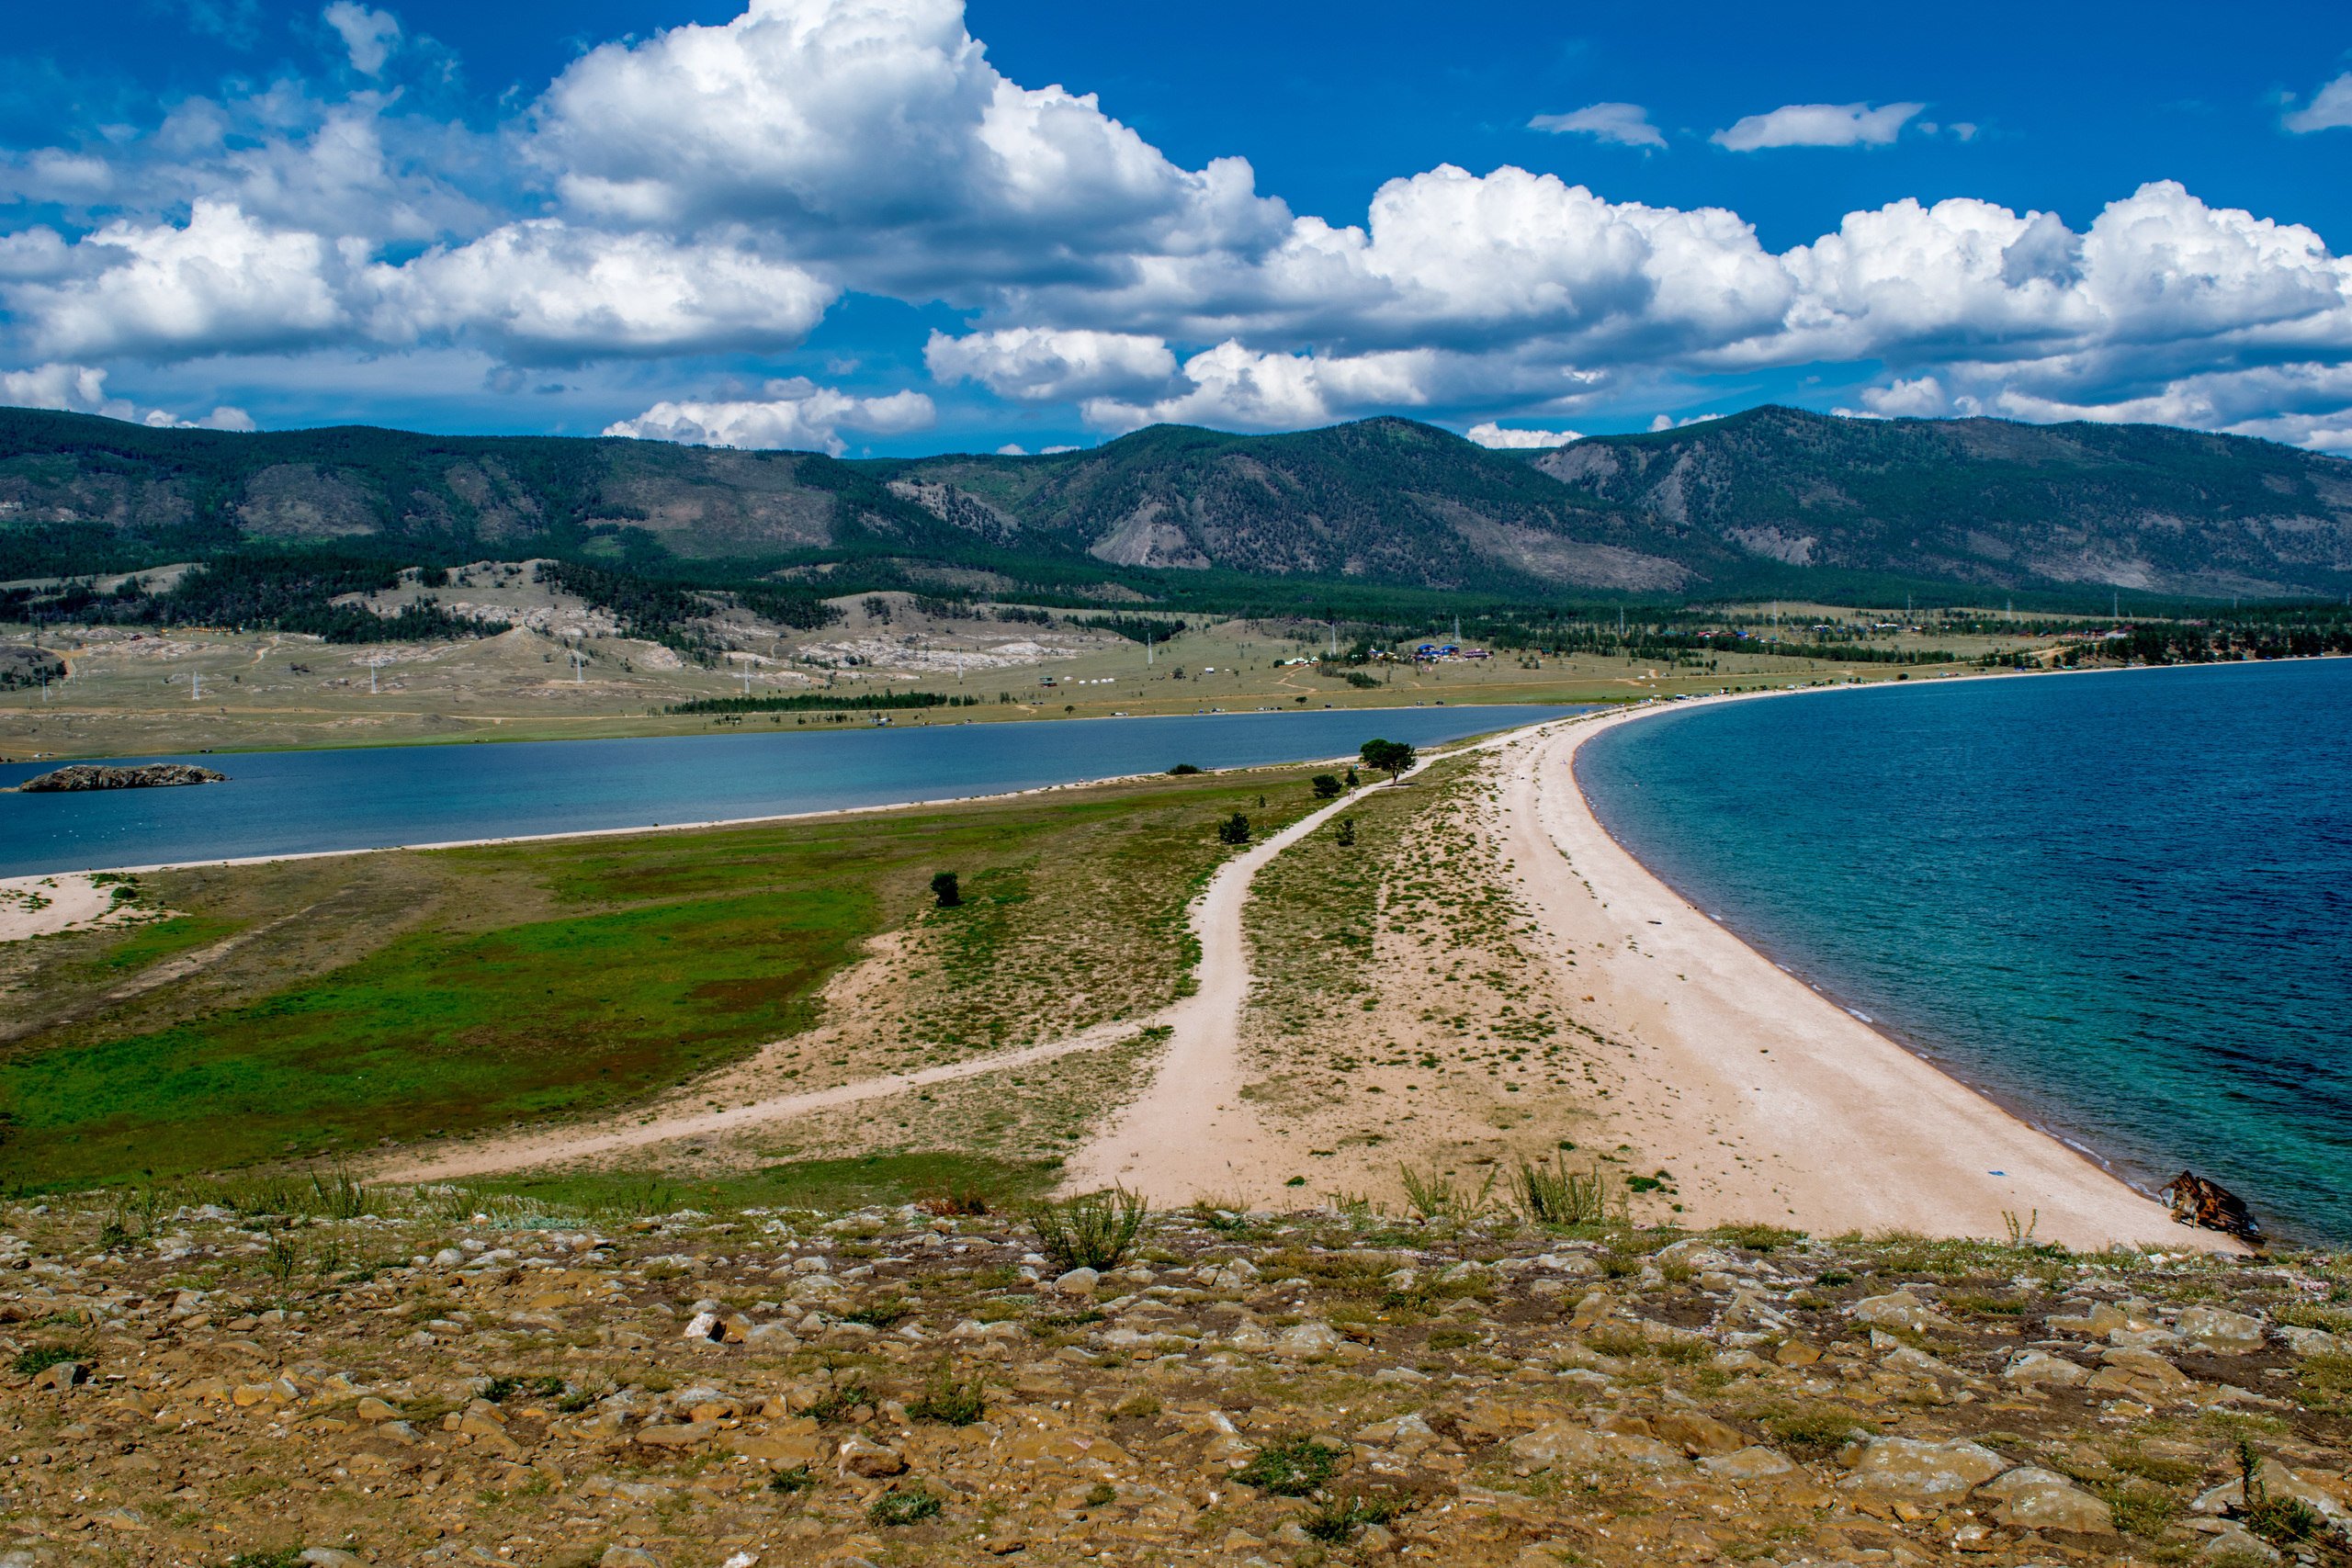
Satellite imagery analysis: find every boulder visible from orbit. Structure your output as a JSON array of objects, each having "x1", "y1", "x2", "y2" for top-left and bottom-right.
[
  {"x1": 1508, "y1": 1421, "x2": 1689, "y2": 1474},
  {"x1": 1699, "y1": 1446, "x2": 1794, "y2": 1482},
  {"x1": 1051, "y1": 1267, "x2": 1100, "y2": 1296},
  {"x1": 2168, "y1": 1304, "x2": 2267, "y2": 1353},
  {"x1": 2002, "y1": 1349, "x2": 2088, "y2": 1388},
  {"x1": 1849, "y1": 1291, "x2": 1956, "y2": 1336},
  {"x1": 1979, "y1": 1466, "x2": 2115, "y2": 1533},
  {"x1": 1653, "y1": 1411, "x2": 1745, "y2": 1457},
  {"x1": 1840, "y1": 1437, "x2": 2005, "y2": 1497},
  {"x1": 836, "y1": 1437, "x2": 908, "y2": 1478}
]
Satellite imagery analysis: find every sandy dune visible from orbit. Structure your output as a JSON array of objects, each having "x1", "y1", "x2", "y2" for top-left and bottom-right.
[{"x1": 0, "y1": 872, "x2": 129, "y2": 942}]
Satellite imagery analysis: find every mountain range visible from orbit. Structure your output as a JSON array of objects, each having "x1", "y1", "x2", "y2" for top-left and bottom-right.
[{"x1": 4, "y1": 402, "x2": 2348, "y2": 602}]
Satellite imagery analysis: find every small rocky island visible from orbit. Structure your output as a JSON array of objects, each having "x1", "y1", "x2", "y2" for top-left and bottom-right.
[{"x1": 13, "y1": 762, "x2": 229, "y2": 793}]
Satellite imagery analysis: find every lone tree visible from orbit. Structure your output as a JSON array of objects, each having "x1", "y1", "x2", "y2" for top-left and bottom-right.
[
  {"x1": 1310, "y1": 773, "x2": 1343, "y2": 799},
  {"x1": 1217, "y1": 813, "x2": 1251, "y2": 845},
  {"x1": 1360, "y1": 738, "x2": 1416, "y2": 783},
  {"x1": 930, "y1": 872, "x2": 962, "y2": 908},
  {"x1": 1335, "y1": 817, "x2": 1357, "y2": 847}
]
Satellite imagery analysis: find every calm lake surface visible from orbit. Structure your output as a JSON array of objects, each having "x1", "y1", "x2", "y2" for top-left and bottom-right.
[
  {"x1": 0, "y1": 705, "x2": 1577, "y2": 877},
  {"x1": 1577, "y1": 660, "x2": 2352, "y2": 1244}
]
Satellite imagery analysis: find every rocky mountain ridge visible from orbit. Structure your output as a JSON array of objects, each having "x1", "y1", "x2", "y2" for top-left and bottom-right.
[{"x1": 5, "y1": 403, "x2": 2350, "y2": 601}]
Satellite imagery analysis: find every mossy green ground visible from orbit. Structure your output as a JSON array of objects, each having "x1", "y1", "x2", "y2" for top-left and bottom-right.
[{"x1": 0, "y1": 765, "x2": 1325, "y2": 1188}]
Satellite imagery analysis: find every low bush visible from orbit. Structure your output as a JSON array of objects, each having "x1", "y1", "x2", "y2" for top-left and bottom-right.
[
  {"x1": 1234, "y1": 1437, "x2": 1344, "y2": 1497},
  {"x1": 1024, "y1": 1186, "x2": 1148, "y2": 1272},
  {"x1": 869, "y1": 1485, "x2": 943, "y2": 1527}
]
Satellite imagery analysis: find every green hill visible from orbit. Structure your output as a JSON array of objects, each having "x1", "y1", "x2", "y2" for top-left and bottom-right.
[{"x1": 3, "y1": 401, "x2": 2348, "y2": 602}]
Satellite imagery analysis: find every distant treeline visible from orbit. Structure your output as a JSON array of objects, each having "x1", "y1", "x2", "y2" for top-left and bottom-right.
[
  {"x1": 534, "y1": 559, "x2": 838, "y2": 665},
  {"x1": 2046, "y1": 611, "x2": 2352, "y2": 667},
  {"x1": 0, "y1": 551, "x2": 499, "y2": 644},
  {"x1": 666, "y1": 690, "x2": 983, "y2": 716}
]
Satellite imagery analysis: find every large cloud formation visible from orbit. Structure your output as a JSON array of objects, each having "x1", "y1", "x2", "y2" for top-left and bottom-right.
[{"x1": 3, "y1": 0, "x2": 2352, "y2": 452}]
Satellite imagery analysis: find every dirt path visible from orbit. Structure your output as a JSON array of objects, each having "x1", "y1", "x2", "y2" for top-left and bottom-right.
[
  {"x1": 379, "y1": 750, "x2": 1442, "y2": 1185},
  {"x1": 1055, "y1": 783, "x2": 1383, "y2": 1202},
  {"x1": 378, "y1": 1015, "x2": 1152, "y2": 1183}
]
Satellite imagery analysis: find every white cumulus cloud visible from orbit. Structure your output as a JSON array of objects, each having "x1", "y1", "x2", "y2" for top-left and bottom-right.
[
  {"x1": 379, "y1": 222, "x2": 836, "y2": 359},
  {"x1": 924, "y1": 326, "x2": 1178, "y2": 401},
  {"x1": 323, "y1": 3, "x2": 402, "y2": 76},
  {"x1": 0, "y1": 361, "x2": 254, "y2": 430},
  {"x1": 1528, "y1": 103, "x2": 1666, "y2": 150},
  {"x1": 1464, "y1": 422, "x2": 1580, "y2": 448},
  {"x1": 2284, "y1": 73, "x2": 2352, "y2": 134},
  {"x1": 10, "y1": 200, "x2": 348, "y2": 359},
  {"x1": 1713, "y1": 101, "x2": 1925, "y2": 152},
  {"x1": 605, "y1": 378, "x2": 935, "y2": 454}
]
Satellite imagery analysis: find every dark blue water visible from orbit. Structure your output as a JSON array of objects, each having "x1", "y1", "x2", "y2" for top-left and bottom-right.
[
  {"x1": 0, "y1": 705, "x2": 1577, "y2": 877},
  {"x1": 1577, "y1": 660, "x2": 2352, "y2": 1244}
]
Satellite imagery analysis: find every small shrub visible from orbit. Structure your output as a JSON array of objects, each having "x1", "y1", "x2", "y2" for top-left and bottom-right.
[
  {"x1": 1217, "y1": 812, "x2": 1251, "y2": 845},
  {"x1": 1763, "y1": 1406, "x2": 1867, "y2": 1461},
  {"x1": 1424, "y1": 1326, "x2": 1477, "y2": 1351},
  {"x1": 1024, "y1": 1186, "x2": 1148, "y2": 1272},
  {"x1": 1311, "y1": 773, "x2": 1343, "y2": 799},
  {"x1": 869, "y1": 1485, "x2": 943, "y2": 1527},
  {"x1": 1512, "y1": 1155, "x2": 1620, "y2": 1227},
  {"x1": 803, "y1": 1373, "x2": 874, "y2": 1424},
  {"x1": 1081, "y1": 1482, "x2": 1117, "y2": 1508},
  {"x1": 1334, "y1": 818, "x2": 1356, "y2": 847},
  {"x1": 845, "y1": 1299, "x2": 910, "y2": 1329},
  {"x1": 916, "y1": 1185, "x2": 989, "y2": 1217},
  {"x1": 1301, "y1": 1492, "x2": 1411, "y2": 1543},
  {"x1": 1234, "y1": 1436, "x2": 1344, "y2": 1497},
  {"x1": 906, "y1": 1360, "x2": 987, "y2": 1426},
  {"x1": 1398, "y1": 1163, "x2": 1495, "y2": 1223},
  {"x1": 2098, "y1": 1478, "x2": 2179, "y2": 1539},
  {"x1": 767, "y1": 1465, "x2": 816, "y2": 1495},
  {"x1": 1708, "y1": 1223, "x2": 1807, "y2": 1252},
  {"x1": 12, "y1": 1345, "x2": 82, "y2": 1377},
  {"x1": 226, "y1": 1552, "x2": 305, "y2": 1568},
  {"x1": 929, "y1": 872, "x2": 961, "y2": 908},
  {"x1": 1167, "y1": 761, "x2": 1202, "y2": 775},
  {"x1": 2239, "y1": 1438, "x2": 2329, "y2": 1545}
]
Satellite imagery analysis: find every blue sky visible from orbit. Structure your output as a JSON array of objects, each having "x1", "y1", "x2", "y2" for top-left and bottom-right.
[{"x1": 3, "y1": 0, "x2": 2350, "y2": 456}]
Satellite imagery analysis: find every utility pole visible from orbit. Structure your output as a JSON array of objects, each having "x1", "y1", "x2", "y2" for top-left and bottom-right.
[{"x1": 191, "y1": 672, "x2": 202, "y2": 702}]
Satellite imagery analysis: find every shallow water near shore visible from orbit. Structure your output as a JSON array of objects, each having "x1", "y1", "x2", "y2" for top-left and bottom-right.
[
  {"x1": 1577, "y1": 660, "x2": 2352, "y2": 1245},
  {"x1": 0, "y1": 704, "x2": 1578, "y2": 876}
]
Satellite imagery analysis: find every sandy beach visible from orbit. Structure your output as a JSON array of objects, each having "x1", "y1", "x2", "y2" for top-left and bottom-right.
[{"x1": 1510, "y1": 696, "x2": 2201, "y2": 1250}]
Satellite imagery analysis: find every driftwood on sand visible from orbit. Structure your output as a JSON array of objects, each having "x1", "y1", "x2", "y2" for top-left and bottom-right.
[{"x1": 2159, "y1": 1169, "x2": 2262, "y2": 1242}]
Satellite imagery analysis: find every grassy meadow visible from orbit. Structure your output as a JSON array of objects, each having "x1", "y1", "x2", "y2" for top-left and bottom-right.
[{"x1": 0, "y1": 761, "x2": 1336, "y2": 1190}]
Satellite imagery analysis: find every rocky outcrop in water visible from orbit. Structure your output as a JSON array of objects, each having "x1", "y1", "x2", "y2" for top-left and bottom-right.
[{"x1": 14, "y1": 761, "x2": 228, "y2": 792}]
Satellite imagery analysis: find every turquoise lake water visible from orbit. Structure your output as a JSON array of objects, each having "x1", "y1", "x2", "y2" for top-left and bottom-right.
[
  {"x1": 0, "y1": 705, "x2": 1577, "y2": 877},
  {"x1": 1577, "y1": 660, "x2": 2352, "y2": 1245}
]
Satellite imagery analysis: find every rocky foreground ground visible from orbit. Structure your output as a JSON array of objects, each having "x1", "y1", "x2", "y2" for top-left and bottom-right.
[{"x1": 5, "y1": 1194, "x2": 2351, "y2": 1568}]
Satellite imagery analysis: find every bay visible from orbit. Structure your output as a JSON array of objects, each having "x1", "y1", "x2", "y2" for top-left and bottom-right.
[
  {"x1": 1577, "y1": 660, "x2": 2352, "y2": 1244},
  {"x1": 0, "y1": 704, "x2": 1577, "y2": 877}
]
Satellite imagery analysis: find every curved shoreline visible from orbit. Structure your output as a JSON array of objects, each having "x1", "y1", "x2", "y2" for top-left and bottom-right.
[{"x1": 1521, "y1": 689, "x2": 2221, "y2": 1251}]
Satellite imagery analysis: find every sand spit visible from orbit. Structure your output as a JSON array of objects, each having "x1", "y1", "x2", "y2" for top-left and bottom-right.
[{"x1": 1507, "y1": 697, "x2": 2200, "y2": 1250}]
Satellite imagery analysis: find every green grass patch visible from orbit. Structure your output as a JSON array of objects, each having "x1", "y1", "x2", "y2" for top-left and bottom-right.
[
  {"x1": 74, "y1": 913, "x2": 244, "y2": 977},
  {"x1": 3, "y1": 886, "x2": 864, "y2": 1183},
  {"x1": 0, "y1": 768, "x2": 1312, "y2": 1187}
]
